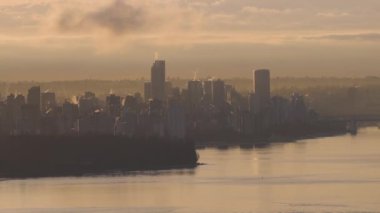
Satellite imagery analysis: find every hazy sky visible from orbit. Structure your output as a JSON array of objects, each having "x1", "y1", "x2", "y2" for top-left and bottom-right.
[{"x1": 0, "y1": 0, "x2": 380, "y2": 81}]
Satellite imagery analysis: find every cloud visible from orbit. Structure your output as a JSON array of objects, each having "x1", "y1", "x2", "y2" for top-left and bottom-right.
[
  {"x1": 56, "y1": 0, "x2": 145, "y2": 35},
  {"x1": 317, "y1": 11, "x2": 350, "y2": 18},
  {"x1": 0, "y1": 2, "x2": 50, "y2": 31},
  {"x1": 306, "y1": 33, "x2": 380, "y2": 41},
  {"x1": 242, "y1": 6, "x2": 295, "y2": 15}
]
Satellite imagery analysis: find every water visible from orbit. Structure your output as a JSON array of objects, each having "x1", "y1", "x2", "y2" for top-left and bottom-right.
[{"x1": 1, "y1": 127, "x2": 380, "y2": 213}]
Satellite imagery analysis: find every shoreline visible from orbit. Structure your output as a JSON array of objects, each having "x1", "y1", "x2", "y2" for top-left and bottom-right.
[{"x1": 195, "y1": 130, "x2": 349, "y2": 149}]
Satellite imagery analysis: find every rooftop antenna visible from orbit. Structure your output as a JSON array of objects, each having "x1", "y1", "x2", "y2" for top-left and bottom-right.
[{"x1": 154, "y1": 51, "x2": 159, "y2": 61}]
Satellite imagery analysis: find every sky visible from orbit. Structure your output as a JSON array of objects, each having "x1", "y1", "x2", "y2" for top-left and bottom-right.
[{"x1": 0, "y1": 0, "x2": 380, "y2": 81}]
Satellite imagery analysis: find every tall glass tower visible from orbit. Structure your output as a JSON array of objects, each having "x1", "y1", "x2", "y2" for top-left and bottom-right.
[{"x1": 151, "y1": 60, "x2": 166, "y2": 102}]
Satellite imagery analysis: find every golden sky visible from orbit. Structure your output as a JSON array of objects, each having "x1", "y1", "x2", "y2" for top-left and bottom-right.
[{"x1": 0, "y1": 0, "x2": 380, "y2": 81}]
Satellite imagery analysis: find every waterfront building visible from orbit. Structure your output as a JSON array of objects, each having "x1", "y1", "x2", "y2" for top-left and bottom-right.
[
  {"x1": 271, "y1": 96, "x2": 290, "y2": 126},
  {"x1": 62, "y1": 101, "x2": 79, "y2": 134},
  {"x1": 289, "y1": 93, "x2": 308, "y2": 123},
  {"x1": 254, "y1": 69, "x2": 271, "y2": 114},
  {"x1": 148, "y1": 99, "x2": 165, "y2": 138},
  {"x1": 116, "y1": 95, "x2": 139, "y2": 137},
  {"x1": 20, "y1": 104, "x2": 41, "y2": 134},
  {"x1": 167, "y1": 99, "x2": 186, "y2": 140},
  {"x1": 78, "y1": 110, "x2": 115, "y2": 135}
]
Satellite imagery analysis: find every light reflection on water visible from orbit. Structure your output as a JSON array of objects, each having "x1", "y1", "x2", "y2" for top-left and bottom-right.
[{"x1": 1, "y1": 128, "x2": 380, "y2": 213}]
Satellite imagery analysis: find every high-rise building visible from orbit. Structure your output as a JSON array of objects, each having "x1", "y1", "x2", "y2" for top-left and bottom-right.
[
  {"x1": 115, "y1": 95, "x2": 139, "y2": 137},
  {"x1": 225, "y1": 84, "x2": 233, "y2": 104},
  {"x1": 62, "y1": 101, "x2": 79, "y2": 134},
  {"x1": 151, "y1": 60, "x2": 166, "y2": 101},
  {"x1": 167, "y1": 99, "x2": 186, "y2": 140},
  {"x1": 203, "y1": 79, "x2": 213, "y2": 103},
  {"x1": 79, "y1": 92, "x2": 98, "y2": 116},
  {"x1": 15, "y1": 94, "x2": 26, "y2": 106},
  {"x1": 188, "y1": 80, "x2": 203, "y2": 106},
  {"x1": 27, "y1": 86, "x2": 41, "y2": 109},
  {"x1": 254, "y1": 69, "x2": 271, "y2": 113},
  {"x1": 144, "y1": 82, "x2": 152, "y2": 101},
  {"x1": 148, "y1": 99, "x2": 165, "y2": 137},
  {"x1": 106, "y1": 94, "x2": 122, "y2": 117},
  {"x1": 41, "y1": 91, "x2": 56, "y2": 112},
  {"x1": 21, "y1": 86, "x2": 42, "y2": 134},
  {"x1": 165, "y1": 81, "x2": 173, "y2": 99},
  {"x1": 212, "y1": 79, "x2": 226, "y2": 108}
]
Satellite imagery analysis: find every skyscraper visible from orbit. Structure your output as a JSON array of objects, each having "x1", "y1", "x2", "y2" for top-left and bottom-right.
[
  {"x1": 144, "y1": 82, "x2": 152, "y2": 101},
  {"x1": 27, "y1": 86, "x2": 41, "y2": 109},
  {"x1": 203, "y1": 79, "x2": 213, "y2": 103},
  {"x1": 41, "y1": 91, "x2": 56, "y2": 112},
  {"x1": 254, "y1": 69, "x2": 271, "y2": 113},
  {"x1": 151, "y1": 60, "x2": 166, "y2": 101},
  {"x1": 212, "y1": 79, "x2": 226, "y2": 108},
  {"x1": 167, "y1": 99, "x2": 186, "y2": 140},
  {"x1": 106, "y1": 94, "x2": 122, "y2": 117},
  {"x1": 188, "y1": 80, "x2": 203, "y2": 106}
]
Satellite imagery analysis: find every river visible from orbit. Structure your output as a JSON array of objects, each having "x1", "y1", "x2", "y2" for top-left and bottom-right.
[{"x1": 1, "y1": 127, "x2": 380, "y2": 213}]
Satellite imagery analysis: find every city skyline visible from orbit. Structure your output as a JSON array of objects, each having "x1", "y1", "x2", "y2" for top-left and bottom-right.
[
  {"x1": 0, "y1": 58, "x2": 317, "y2": 139},
  {"x1": 0, "y1": 0, "x2": 380, "y2": 81}
]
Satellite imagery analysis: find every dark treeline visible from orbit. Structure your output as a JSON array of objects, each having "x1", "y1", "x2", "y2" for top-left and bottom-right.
[
  {"x1": 192, "y1": 120, "x2": 348, "y2": 145},
  {"x1": 0, "y1": 136, "x2": 198, "y2": 178}
]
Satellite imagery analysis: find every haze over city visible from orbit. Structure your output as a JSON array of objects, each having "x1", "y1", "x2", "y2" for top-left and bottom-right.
[
  {"x1": 1, "y1": 0, "x2": 380, "y2": 81},
  {"x1": 1, "y1": 1, "x2": 380, "y2": 213}
]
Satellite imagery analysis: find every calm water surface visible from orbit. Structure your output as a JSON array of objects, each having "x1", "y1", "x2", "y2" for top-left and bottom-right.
[{"x1": 1, "y1": 128, "x2": 380, "y2": 213}]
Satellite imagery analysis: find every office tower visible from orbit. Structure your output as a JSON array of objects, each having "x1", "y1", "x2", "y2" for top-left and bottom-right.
[
  {"x1": 20, "y1": 86, "x2": 42, "y2": 134},
  {"x1": 62, "y1": 101, "x2": 79, "y2": 134},
  {"x1": 78, "y1": 111, "x2": 115, "y2": 135},
  {"x1": 124, "y1": 95, "x2": 138, "y2": 111},
  {"x1": 41, "y1": 91, "x2": 56, "y2": 112},
  {"x1": 115, "y1": 95, "x2": 138, "y2": 137},
  {"x1": 79, "y1": 92, "x2": 98, "y2": 116},
  {"x1": 106, "y1": 94, "x2": 122, "y2": 117},
  {"x1": 271, "y1": 96, "x2": 290, "y2": 126},
  {"x1": 188, "y1": 80, "x2": 203, "y2": 106},
  {"x1": 144, "y1": 82, "x2": 152, "y2": 101},
  {"x1": 165, "y1": 81, "x2": 173, "y2": 98},
  {"x1": 3, "y1": 94, "x2": 16, "y2": 134},
  {"x1": 171, "y1": 87, "x2": 181, "y2": 100},
  {"x1": 15, "y1": 94, "x2": 26, "y2": 106},
  {"x1": 148, "y1": 99, "x2": 165, "y2": 137},
  {"x1": 225, "y1": 84, "x2": 233, "y2": 104},
  {"x1": 212, "y1": 79, "x2": 226, "y2": 108},
  {"x1": 248, "y1": 93, "x2": 256, "y2": 113},
  {"x1": 289, "y1": 93, "x2": 307, "y2": 123},
  {"x1": 27, "y1": 86, "x2": 41, "y2": 109},
  {"x1": 203, "y1": 79, "x2": 213, "y2": 103},
  {"x1": 254, "y1": 69, "x2": 271, "y2": 113},
  {"x1": 167, "y1": 99, "x2": 186, "y2": 140},
  {"x1": 151, "y1": 60, "x2": 166, "y2": 101}
]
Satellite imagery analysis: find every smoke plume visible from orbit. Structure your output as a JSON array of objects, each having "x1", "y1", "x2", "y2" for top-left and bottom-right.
[{"x1": 57, "y1": 0, "x2": 145, "y2": 35}]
